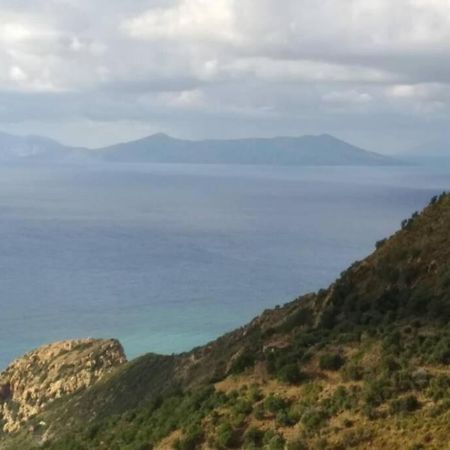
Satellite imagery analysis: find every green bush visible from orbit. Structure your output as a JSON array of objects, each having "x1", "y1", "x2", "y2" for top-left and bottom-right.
[
  {"x1": 428, "y1": 374, "x2": 450, "y2": 401},
  {"x1": 253, "y1": 403, "x2": 265, "y2": 420},
  {"x1": 263, "y1": 431, "x2": 285, "y2": 450},
  {"x1": 342, "y1": 363, "x2": 364, "y2": 381},
  {"x1": 301, "y1": 407, "x2": 329, "y2": 432},
  {"x1": 381, "y1": 355, "x2": 401, "y2": 373},
  {"x1": 362, "y1": 403, "x2": 378, "y2": 420},
  {"x1": 363, "y1": 375, "x2": 398, "y2": 407},
  {"x1": 326, "y1": 386, "x2": 358, "y2": 413},
  {"x1": 375, "y1": 239, "x2": 387, "y2": 249},
  {"x1": 174, "y1": 425, "x2": 204, "y2": 450},
  {"x1": 286, "y1": 438, "x2": 308, "y2": 450},
  {"x1": 248, "y1": 385, "x2": 264, "y2": 402},
  {"x1": 429, "y1": 337, "x2": 450, "y2": 364},
  {"x1": 215, "y1": 422, "x2": 238, "y2": 449},
  {"x1": 243, "y1": 427, "x2": 264, "y2": 448},
  {"x1": 319, "y1": 353, "x2": 345, "y2": 371},
  {"x1": 277, "y1": 363, "x2": 304, "y2": 384},
  {"x1": 275, "y1": 409, "x2": 297, "y2": 427},
  {"x1": 233, "y1": 398, "x2": 253, "y2": 415},
  {"x1": 389, "y1": 395, "x2": 420, "y2": 415},
  {"x1": 264, "y1": 394, "x2": 287, "y2": 415},
  {"x1": 230, "y1": 352, "x2": 255, "y2": 374}
]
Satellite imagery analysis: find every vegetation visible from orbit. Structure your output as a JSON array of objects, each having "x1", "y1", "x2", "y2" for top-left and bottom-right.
[{"x1": 2, "y1": 192, "x2": 450, "y2": 449}]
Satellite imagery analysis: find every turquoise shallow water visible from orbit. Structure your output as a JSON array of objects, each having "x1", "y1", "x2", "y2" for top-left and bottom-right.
[{"x1": 1, "y1": 163, "x2": 449, "y2": 369}]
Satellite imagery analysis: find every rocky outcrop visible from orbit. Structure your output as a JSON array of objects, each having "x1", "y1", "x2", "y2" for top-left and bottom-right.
[{"x1": 0, "y1": 338, "x2": 126, "y2": 433}]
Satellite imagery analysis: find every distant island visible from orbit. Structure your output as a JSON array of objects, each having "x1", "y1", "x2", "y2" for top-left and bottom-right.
[{"x1": 0, "y1": 131, "x2": 400, "y2": 166}]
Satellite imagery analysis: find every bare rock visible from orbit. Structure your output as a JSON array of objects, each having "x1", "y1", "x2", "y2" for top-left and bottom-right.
[{"x1": 0, "y1": 338, "x2": 126, "y2": 433}]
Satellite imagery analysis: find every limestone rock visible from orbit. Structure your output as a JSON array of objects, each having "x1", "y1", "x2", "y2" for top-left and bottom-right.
[{"x1": 0, "y1": 338, "x2": 126, "y2": 433}]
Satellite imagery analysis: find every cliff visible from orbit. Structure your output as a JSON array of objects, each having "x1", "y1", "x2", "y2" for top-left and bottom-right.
[{"x1": 0, "y1": 339, "x2": 126, "y2": 434}]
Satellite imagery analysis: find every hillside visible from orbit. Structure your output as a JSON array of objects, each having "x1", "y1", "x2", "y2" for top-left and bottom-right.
[
  {"x1": 2, "y1": 193, "x2": 450, "y2": 449},
  {"x1": 0, "y1": 131, "x2": 399, "y2": 166},
  {"x1": 0, "y1": 132, "x2": 85, "y2": 162},
  {"x1": 97, "y1": 133, "x2": 397, "y2": 166}
]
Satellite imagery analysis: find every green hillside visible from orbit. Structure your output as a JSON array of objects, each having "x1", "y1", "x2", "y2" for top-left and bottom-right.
[{"x1": 2, "y1": 193, "x2": 450, "y2": 450}]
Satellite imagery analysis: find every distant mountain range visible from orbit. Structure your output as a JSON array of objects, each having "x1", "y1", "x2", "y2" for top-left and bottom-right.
[
  {"x1": 0, "y1": 131, "x2": 400, "y2": 166},
  {"x1": 0, "y1": 132, "x2": 83, "y2": 162}
]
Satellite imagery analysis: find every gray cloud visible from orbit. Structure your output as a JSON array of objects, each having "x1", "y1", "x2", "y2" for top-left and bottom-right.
[{"x1": 1, "y1": 0, "x2": 450, "y2": 151}]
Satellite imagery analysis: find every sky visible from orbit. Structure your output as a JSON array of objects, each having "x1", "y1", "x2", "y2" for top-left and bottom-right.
[{"x1": 1, "y1": 0, "x2": 450, "y2": 153}]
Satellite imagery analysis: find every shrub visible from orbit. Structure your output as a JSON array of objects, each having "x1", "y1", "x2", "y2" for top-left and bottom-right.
[
  {"x1": 275, "y1": 409, "x2": 297, "y2": 427},
  {"x1": 215, "y1": 423, "x2": 238, "y2": 449},
  {"x1": 342, "y1": 363, "x2": 364, "y2": 381},
  {"x1": 286, "y1": 438, "x2": 308, "y2": 450},
  {"x1": 327, "y1": 386, "x2": 357, "y2": 413},
  {"x1": 253, "y1": 403, "x2": 265, "y2": 420},
  {"x1": 429, "y1": 337, "x2": 450, "y2": 364},
  {"x1": 427, "y1": 374, "x2": 450, "y2": 401},
  {"x1": 319, "y1": 353, "x2": 345, "y2": 371},
  {"x1": 315, "y1": 438, "x2": 329, "y2": 450},
  {"x1": 243, "y1": 427, "x2": 264, "y2": 448},
  {"x1": 343, "y1": 418, "x2": 353, "y2": 428},
  {"x1": 338, "y1": 428, "x2": 373, "y2": 447},
  {"x1": 375, "y1": 239, "x2": 387, "y2": 249},
  {"x1": 364, "y1": 379, "x2": 392, "y2": 407},
  {"x1": 277, "y1": 363, "x2": 303, "y2": 384},
  {"x1": 175, "y1": 426, "x2": 204, "y2": 450},
  {"x1": 248, "y1": 385, "x2": 263, "y2": 402},
  {"x1": 263, "y1": 431, "x2": 285, "y2": 450},
  {"x1": 382, "y1": 356, "x2": 401, "y2": 373},
  {"x1": 233, "y1": 399, "x2": 253, "y2": 415},
  {"x1": 362, "y1": 403, "x2": 378, "y2": 420},
  {"x1": 264, "y1": 394, "x2": 287, "y2": 415},
  {"x1": 389, "y1": 395, "x2": 420, "y2": 415},
  {"x1": 230, "y1": 352, "x2": 255, "y2": 374},
  {"x1": 301, "y1": 407, "x2": 329, "y2": 432}
]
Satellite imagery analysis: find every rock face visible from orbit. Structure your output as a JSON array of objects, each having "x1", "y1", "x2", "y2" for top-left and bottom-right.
[{"x1": 0, "y1": 339, "x2": 126, "y2": 433}]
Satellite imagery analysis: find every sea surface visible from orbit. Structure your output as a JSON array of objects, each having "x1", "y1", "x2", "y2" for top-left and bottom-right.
[{"x1": 1, "y1": 163, "x2": 449, "y2": 369}]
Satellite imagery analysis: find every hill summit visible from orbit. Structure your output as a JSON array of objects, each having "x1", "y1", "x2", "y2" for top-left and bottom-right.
[{"x1": 2, "y1": 193, "x2": 450, "y2": 449}]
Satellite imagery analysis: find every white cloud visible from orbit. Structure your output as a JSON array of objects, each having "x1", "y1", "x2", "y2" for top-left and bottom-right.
[
  {"x1": 322, "y1": 90, "x2": 372, "y2": 104},
  {"x1": 0, "y1": 23, "x2": 33, "y2": 42},
  {"x1": 122, "y1": 0, "x2": 238, "y2": 43},
  {"x1": 9, "y1": 65, "x2": 28, "y2": 82},
  {"x1": 222, "y1": 57, "x2": 395, "y2": 84},
  {"x1": 1, "y1": 0, "x2": 450, "y2": 148},
  {"x1": 387, "y1": 83, "x2": 448, "y2": 100},
  {"x1": 388, "y1": 85, "x2": 418, "y2": 99},
  {"x1": 159, "y1": 89, "x2": 206, "y2": 109},
  {"x1": 386, "y1": 82, "x2": 450, "y2": 115}
]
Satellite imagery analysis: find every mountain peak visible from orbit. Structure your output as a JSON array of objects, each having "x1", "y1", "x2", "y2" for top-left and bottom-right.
[
  {"x1": 317, "y1": 132, "x2": 339, "y2": 140},
  {"x1": 148, "y1": 132, "x2": 172, "y2": 140}
]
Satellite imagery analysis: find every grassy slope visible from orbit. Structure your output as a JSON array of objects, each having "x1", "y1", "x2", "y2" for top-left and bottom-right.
[{"x1": 3, "y1": 193, "x2": 450, "y2": 450}]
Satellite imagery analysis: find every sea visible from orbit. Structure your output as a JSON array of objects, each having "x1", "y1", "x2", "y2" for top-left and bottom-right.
[{"x1": 1, "y1": 162, "x2": 449, "y2": 369}]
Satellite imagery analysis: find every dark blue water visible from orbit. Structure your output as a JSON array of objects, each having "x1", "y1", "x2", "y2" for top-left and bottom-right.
[{"x1": 1, "y1": 163, "x2": 449, "y2": 369}]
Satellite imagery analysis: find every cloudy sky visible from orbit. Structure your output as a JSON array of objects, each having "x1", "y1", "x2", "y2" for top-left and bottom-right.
[{"x1": 1, "y1": 0, "x2": 450, "y2": 152}]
